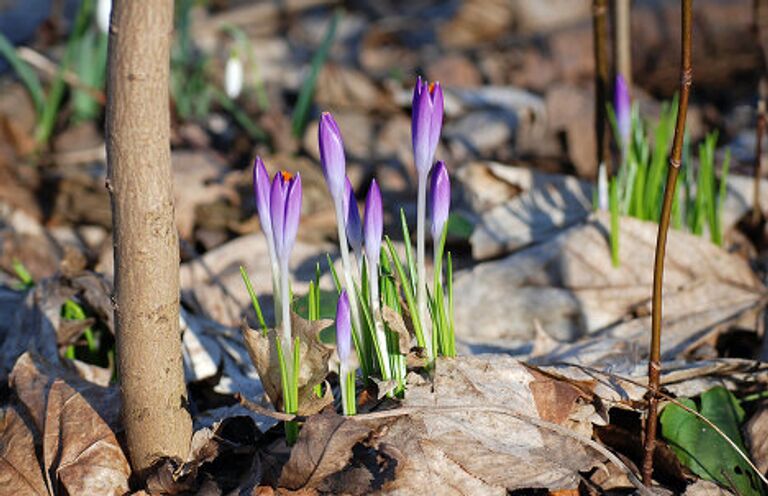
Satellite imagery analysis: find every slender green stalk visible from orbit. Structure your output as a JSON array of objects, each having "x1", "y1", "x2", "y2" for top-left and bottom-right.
[
  {"x1": 340, "y1": 366, "x2": 356, "y2": 415},
  {"x1": 643, "y1": 0, "x2": 692, "y2": 485},
  {"x1": 240, "y1": 266, "x2": 268, "y2": 334},
  {"x1": 385, "y1": 236, "x2": 426, "y2": 350},
  {"x1": 368, "y1": 261, "x2": 392, "y2": 383},
  {"x1": 280, "y1": 261, "x2": 293, "y2": 387},
  {"x1": 446, "y1": 252, "x2": 455, "y2": 357}
]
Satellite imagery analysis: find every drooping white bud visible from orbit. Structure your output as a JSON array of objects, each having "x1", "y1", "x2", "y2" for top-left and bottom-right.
[{"x1": 225, "y1": 54, "x2": 244, "y2": 99}]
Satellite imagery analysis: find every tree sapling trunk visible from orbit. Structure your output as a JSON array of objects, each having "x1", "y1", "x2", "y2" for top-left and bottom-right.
[{"x1": 106, "y1": 0, "x2": 192, "y2": 474}]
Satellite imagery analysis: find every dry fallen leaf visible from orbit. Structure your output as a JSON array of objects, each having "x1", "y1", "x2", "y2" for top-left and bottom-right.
[
  {"x1": 242, "y1": 312, "x2": 334, "y2": 415},
  {"x1": 0, "y1": 406, "x2": 49, "y2": 496},
  {"x1": 42, "y1": 379, "x2": 130, "y2": 495}
]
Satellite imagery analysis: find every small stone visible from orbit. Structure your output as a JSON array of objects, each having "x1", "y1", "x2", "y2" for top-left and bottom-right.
[{"x1": 427, "y1": 54, "x2": 482, "y2": 88}]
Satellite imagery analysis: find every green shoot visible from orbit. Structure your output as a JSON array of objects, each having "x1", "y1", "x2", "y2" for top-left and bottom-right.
[
  {"x1": 385, "y1": 236, "x2": 426, "y2": 350},
  {"x1": 0, "y1": 32, "x2": 45, "y2": 115},
  {"x1": 240, "y1": 266, "x2": 268, "y2": 335}
]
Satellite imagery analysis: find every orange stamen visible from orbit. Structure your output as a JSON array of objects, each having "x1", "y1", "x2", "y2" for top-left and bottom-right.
[
  {"x1": 280, "y1": 171, "x2": 293, "y2": 181},
  {"x1": 428, "y1": 82, "x2": 436, "y2": 94}
]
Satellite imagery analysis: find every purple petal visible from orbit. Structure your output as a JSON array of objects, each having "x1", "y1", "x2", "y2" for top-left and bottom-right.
[
  {"x1": 430, "y1": 161, "x2": 450, "y2": 239},
  {"x1": 282, "y1": 174, "x2": 302, "y2": 261},
  {"x1": 318, "y1": 112, "x2": 346, "y2": 202},
  {"x1": 344, "y1": 178, "x2": 362, "y2": 256},
  {"x1": 615, "y1": 74, "x2": 631, "y2": 145},
  {"x1": 270, "y1": 173, "x2": 287, "y2": 259},
  {"x1": 411, "y1": 78, "x2": 433, "y2": 176},
  {"x1": 363, "y1": 179, "x2": 383, "y2": 265},
  {"x1": 335, "y1": 290, "x2": 351, "y2": 366},
  {"x1": 428, "y1": 82, "x2": 444, "y2": 157},
  {"x1": 253, "y1": 157, "x2": 273, "y2": 243}
]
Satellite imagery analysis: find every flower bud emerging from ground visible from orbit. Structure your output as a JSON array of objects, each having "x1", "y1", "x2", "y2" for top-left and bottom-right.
[
  {"x1": 364, "y1": 179, "x2": 383, "y2": 266},
  {"x1": 615, "y1": 74, "x2": 631, "y2": 147},
  {"x1": 336, "y1": 290, "x2": 352, "y2": 367},
  {"x1": 344, "y1": 178, "x2": 362, "y2": 257},
  {"x1": 430, "y1": 161, "x2": 450, "y2": 239},
  {"x1": 319, "y1": 112, "x2": 346, "y2": 203},
  {"x1": 412, "y1": 77, "x2": 444, "y2": 177}
]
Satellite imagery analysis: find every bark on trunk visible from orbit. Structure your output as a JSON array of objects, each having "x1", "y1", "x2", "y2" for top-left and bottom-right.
[{"x1": 105, "y1": 0, "x2": 192, "y2": 475}]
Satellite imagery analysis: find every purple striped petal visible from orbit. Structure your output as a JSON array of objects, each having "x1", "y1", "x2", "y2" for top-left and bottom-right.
[
  {"x1": 335, "y1": 290, "x2": 351, "y2": 366},
  {"x1": 282, "y1": 173, "x2": 302, "y2": 261},
  {"x1": 430, "y1": 161, "x2": 450, "y2": 239},
  {"x1": 363, "y1": 179, "x2": 383, "y2": 265},
  {"x1": 411, "y1": 77, "x2": 444, "y2": 177},
  {"x1": 253, "y1": 157, "x2": 273, "y2": 244},
  {"x1": 269, "y1": 173, "x2": 288, "y2": 259},
  {"x1": 344, "y1": 178, "x2": 362, "y2": 256},
  {"x1": 318, "y1": 112, "x2": 346, "y2": 203},
  {"x1": 615, "y1": 74, "x2": 631, "y2": 145}
]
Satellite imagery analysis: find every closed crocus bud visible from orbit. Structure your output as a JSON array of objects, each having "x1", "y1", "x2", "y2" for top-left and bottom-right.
[
  {"x1": 344, "y1": 178, "x2": 362, "y2": 256},
  {"x1": 270, "y1": 171, "x2": 302, "y2": 264},
  {"x1": 335, "y1": 290, "x2": 351, "y2": 366},
  {"x1": 429, "y1": 161, "x2": 450, "y2": 239},
  {"x1": 412, "y1": 77, "x2": 444, "y2": 176},
  {"x1": 225, "y1": 52, "x2": 244, "y2": 99},
  {"x1": 96, "y1": 0, "x2": 111, "y2": 34},
  {"x1": 615, "y1": 74, "x2": 631, "y2": 146},
  {"x1": 318, "y1": 112, "x2": 346, "y2": 203},
  {"x1": 253, "y1": 157, "x2": 273, "y2": 243},
  {"x1": 363, "y1": 179, "x2": 383, "y2": 265}
]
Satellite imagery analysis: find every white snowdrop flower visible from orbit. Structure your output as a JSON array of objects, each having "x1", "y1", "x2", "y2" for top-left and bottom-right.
[
  {"x1": 96, "y1": 0, "x2": 112, "y2": 34},
  {"x1": 225, "y1": 54, "x2": 243, "y2": 99},
  {"x1": 597, "y1": 161, "x2": 608, "y2": 211}
]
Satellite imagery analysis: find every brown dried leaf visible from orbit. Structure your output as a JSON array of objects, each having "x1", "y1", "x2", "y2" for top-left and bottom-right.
[
  {"x1": 42, "y1": 379, "x2": 130, "y2": 495},
  {"x1": 242, "y1": 312, "x2": 334, "y2": 415},
  {"x1": 0, "y1": 406, "x2": 48, "y2": 496},
  {"x1": 278, "y1": 410, "x2": 379, "y2": 491},
  {"x1": 381, "y1": 305, "x2": 411, "y2": 354},
  {"x1": 746, "y1": 405, "x2": 768, "y2": 475},
  {"x1": 10, "y1": 352, "x2": 120, "y2": 434}
]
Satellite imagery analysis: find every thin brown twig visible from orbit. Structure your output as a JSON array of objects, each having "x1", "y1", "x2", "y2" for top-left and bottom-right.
[
  {"x1": 237, "y1": 393, "x2": 652, "y2": 495},
  {"x1": 642, "y1": 0, "x2": 693, "y2": 484},
  {"x1": 593, "y1": 0, "x2": 611, "y2": 176},
  {"x1": 754, "y1": 105, "x2": 765, "y2": 226}
]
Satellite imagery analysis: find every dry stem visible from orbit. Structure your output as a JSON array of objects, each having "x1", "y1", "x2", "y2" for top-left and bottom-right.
[
  {"x1": 592, "y1": 0, "x2": 611, "y2": 176},
  {"x1": 642, "y1": 0, "x2": 693, "y2": 485}
]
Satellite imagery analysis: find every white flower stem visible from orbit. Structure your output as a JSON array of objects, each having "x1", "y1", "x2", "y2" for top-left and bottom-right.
[
  {"x1": 334, "y1": 198, "x2": 364, "y2": 357},
  {"x1": 280, "y1": 259, "x2": 293, "y2": 385},
  {"x1": 368, "y1": 264, "x2": 392, "y2": 382},
  {"x1": 416, "y1": 174, "x2": 433, "y2": 360}
]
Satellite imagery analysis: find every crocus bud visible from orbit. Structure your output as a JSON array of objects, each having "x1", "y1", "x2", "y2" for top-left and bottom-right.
[
  {"x1": 318, "y1": 112, "x2": 346, "y2": 203},
  {"x1": 253, "y1": 157, "x2": 273, "y2": 243},
  {"x1": 335, "y1": 290, "x2": 351, "y2": 366},
  {"x1": 270, "y1": 171, "x2": 302, "y2": 265},
  {"x1": 363, "y1": 179, "x2": 383, "y2": 265},
  {"x1": 96, "y1": 0, "x2": 111, "y2": 34},
  {"x1": 429, "y1": 161, "x2": 450, "y2": 239},
  {"x1": 225, "y1": 52, "x2": 244, "y2": 99},
  {"x1": 615, "y1": 74, "x2": 631, "y2": 146},
  {"x1": 412, "y1": 77, "x2": 444, "y2": 177},
  {"x1": 344, "y1": 178, "x2": 362, "y2": 256}
]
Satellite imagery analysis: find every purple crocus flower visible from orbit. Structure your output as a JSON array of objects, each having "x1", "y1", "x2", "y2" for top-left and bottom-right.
[
  {"x1": 253, "y1": 157, "x2": 274, "y2": 245},
  {"x1": 318, "y1": 112, "x2": 346, "y2": 203},
  {"x1": 615, "y1": 74, "x2": 631, "y2": 146},
  {"x1": 430, "y1": 161, "x2": 450, "y2": 239},
  {"x1": 363, "y1": 179, "x2": 383, "y2": 265},
  {"x1": 344, "y1": 178, "x2": 362, "y2": 256},
  {"x1": 335, "y1": 290, "x2": 351, "y2": 366},
  {"x1": 269, "y1": 171, "x2": 302, "y2": 265},
  {"x1": 412, "y1": 77, "x2": 444, "y2": 177}
]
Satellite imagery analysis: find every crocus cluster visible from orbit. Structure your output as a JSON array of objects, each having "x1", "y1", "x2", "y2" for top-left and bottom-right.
[{"x1": 252, "y1": 157, "x2": 302, "y2": 397}]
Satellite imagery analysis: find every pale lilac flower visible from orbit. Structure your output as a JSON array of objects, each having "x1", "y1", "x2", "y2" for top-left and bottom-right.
[
  {"x1": 615, "y1": 74, "x2": 631, "y2": 146},
  {"x1": 318, "y1": 112, "x2": 346, "y2": 202},
  {"x1": 344, "y1": 178, "x2": 362, "y2": 256},
  {"x1": 412, "y1": 77, "x2": 444, "y2": 177},
  {"x1": 429, "y1": 161, "x2": 450, "y2": 239},
  {"x1": 363, "y1": 179, "x2": 383, "y2": 265}
]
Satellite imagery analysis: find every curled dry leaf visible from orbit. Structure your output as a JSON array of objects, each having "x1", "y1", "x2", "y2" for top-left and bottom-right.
[
  {"x1": 381, "y1": 305, "x2": 411, "y2": 354},
  {"x1": 0, "y1": 406, "x2": 48, "y2": 496},
  {"x1": 42, "y1": 379, "x2": 130, "y2": 496},
  {"x1": 242, "y1": 311, "x2": 334, "y2": 415}
]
